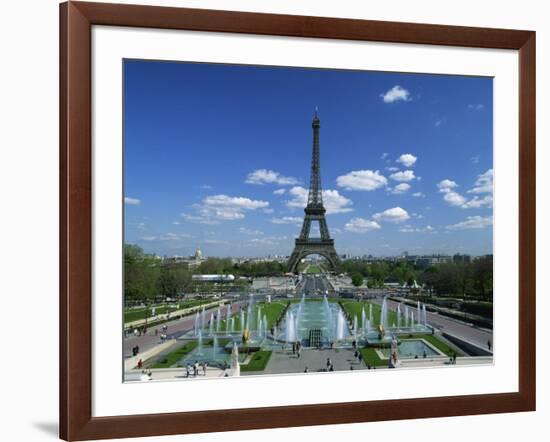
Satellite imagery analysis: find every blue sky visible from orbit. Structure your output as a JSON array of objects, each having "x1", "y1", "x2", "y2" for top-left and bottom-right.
[{"x1": 124, "y1": 60, "x2": 493, "y2": 258}]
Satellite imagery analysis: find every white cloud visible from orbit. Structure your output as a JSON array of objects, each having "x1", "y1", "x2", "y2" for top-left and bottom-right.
[
  {"x1": 271, "y1": 216, "x2": 302, "y2": 225},
  {"x1": 273, "y1": 188, "x2": 286, "y2": 195},
  {"x1": 468, "y1": 103, "x2": 485, "y2": 111},
  {"x1": 391, "y1": 183, "x2": 411, "y2": 194},
  {"x1": 372, "y1": 207, "x2": 410, "y2": 223},
  {"x1": 336, "y1": 170, "x2": 387, "y2": 191},
  {"x1": 141, "y1": 232, "x2": 193, "y2": 241},
  {"x1": 345, "y1": 218, "x2": 381, "y2": 233},
  {"x1": 203, "y1": 195, "x2": 268, "y2": 210},
  {"x1": 385, "y1": 166, "x2": 399, "y2": 172},
  {"x1": 204, "y1": 239, "x2": 228, "y2": 245},
  {"x1": 181, "y1": 213, "x2": 220, "y2": 225},
  {"x1": 381, "y1": 152, "x2": 389, "y2": 160},
  {"x1": 286, "y1": 186, "x2": 353, "y2": 214},
  {"x1": 247, "y1": 238, "x2": 276, "y2": 246},
  {"x1": 124, "y1": 197, "x2": 141, "y2": 205},
  {"x1": 262, "y1": 208, "x2": 275, "y2": 214},
  {"x1": 239, "y1": 227, "x2": 264, "y2": 236},
  {"x1": 461, "y1": 195, "x2": 493, "y2": 209},
  {"x1": 381, "y1": 85, "x2": 411, "y2": 103},
  {"x1": 468, "y1": 169, "x2": 493, "y2": 194},
  {"x1": 437, "y1": 179, "x2": 458, "y2": 191},
  {"x1": 396, "y1": 154, "x2": 417, "y2": 167},
  {"x1": 443, "y1": 191, "x2": 467, "y2": 206},
  {"x1": 245, "y1": 169, "x2": 299, "y2": 186},
  {"x1": 390, "y1": 170, "x2": 416, "y2": 182},
  {"x1": 412, "y1": 192, "x2": 426, "y2": 198},
  {"x1": 399, "y1": 225, "x2": 435, "y2": 233},
  {"x1": 181, "y1": 194, "x2": 269, "y2": 224},
  {"x1": 447, "y1": 215, "x2": 493, "y2": 230},
  {"x1": 438, "y1": 171, "x2": 493, "y2": 209},
  {"x1": 200, "y1": 185, "x2": 213, "y2": 190}
]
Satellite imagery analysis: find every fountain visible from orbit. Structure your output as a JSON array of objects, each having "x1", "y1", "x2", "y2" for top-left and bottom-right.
[
  {"x1": 216, "y1": 306, "x2": 221, "y2": 332},
  {"x1": 209, "y1": 313, "x2": 214, "y2": 336},
  {"x1": 196, "y1": 330, "x2": 204, "y2": 357},
  {"x1": 422, "y1": 304, "x2": 427, "y2": 326},
  {"x1": 240, "y1": 310, "x2": 245, "y2": 332},
  {"x1": 200, "y1": 306, "x2": 206, "y2": 330},
  {"x1": 212, "y1": 335, "x2": 219, "y2": 361},
  {"x1": 194, "y1": 312, "x2": 200, "y2": 337},
  {"x1": 353, "y1": 315, "x2": 358, "y2": 339},
  {"x1": 285, "y1": 311, "x2": 296, "y2": 342},
  {"x1": 405, "y1": 306, "x2": 410, "y2": 328},
  {"x1": 336, "y1": 309, "x2": 346, "y2": 340},
  {"x1": 381, "y1": 297, "x2": 389, "y2": 329},
  {"x1": 231, "y1": 342, "x2": 240, "y2": 377},
  {"x1": 417, "y1": 301, "x2": 421, "y2": 327},
  {"x1": 397, "y1": 304, "x2": 402, "y2": 328},
  {"x1": 361, "y1": 306, "x2": 366, "y2": 337}
]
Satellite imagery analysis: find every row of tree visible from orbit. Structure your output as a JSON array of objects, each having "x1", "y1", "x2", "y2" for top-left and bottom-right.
[
  {"x1": 125, "y1": 244, "x2": 493, "y2": 301},
  {"x1": 344, "y1": 256, "x2": 493, "y2": 300},
  {"x1": 124, "y1": 245, "x2": 288, "y2": 301}
]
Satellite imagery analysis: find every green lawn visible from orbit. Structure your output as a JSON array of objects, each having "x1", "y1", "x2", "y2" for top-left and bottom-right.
[
  {"x1": 411, "y1": 334, "x2": 463, "y2": 357},
  {"x1": 218, "y1": 302, "x2": 286, "y2": 332},
  {"x1": 240, "y1": 350, "x2": 272, "y2": 372},
  {"x1": 306, "y1": 264, "x2": 322, "y2": 274},
  {"x1": 340, "y1": 300, "x2": 421, "y2": 329},
  {"x1": 360, "y1": 347, "x2": 389, "y2": 367},
  {"x1": 124, "y1": 300, "x2": 210, "y2": 323},
  {"x1": 151, "y1": 341, "x2": 198, "y2": 368}
]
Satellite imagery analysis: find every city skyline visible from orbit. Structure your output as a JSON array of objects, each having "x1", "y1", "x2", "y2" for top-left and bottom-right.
[{"x1": 124, "y1": 60, "x2": 493, "y2": 258}]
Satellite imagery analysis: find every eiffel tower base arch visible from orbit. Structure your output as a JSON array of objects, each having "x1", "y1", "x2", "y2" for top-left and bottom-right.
[{"x1": 287, "y1": 239, "x2": 340, "y2": 273}]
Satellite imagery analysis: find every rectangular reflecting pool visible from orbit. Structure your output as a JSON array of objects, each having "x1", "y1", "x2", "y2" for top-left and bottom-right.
[{"x1": 379, "y1": 339, "x2": 441, "y2": 359}]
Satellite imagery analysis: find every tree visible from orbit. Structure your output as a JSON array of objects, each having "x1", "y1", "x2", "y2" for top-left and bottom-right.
[{"x1": 351, "y1": 273, "x2": 364, "y2": 287}]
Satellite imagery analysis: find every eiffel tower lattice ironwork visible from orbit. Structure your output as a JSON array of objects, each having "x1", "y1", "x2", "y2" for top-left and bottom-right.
[{"x1": 287, "y1": 110, "x2": 340, "y2": 273}]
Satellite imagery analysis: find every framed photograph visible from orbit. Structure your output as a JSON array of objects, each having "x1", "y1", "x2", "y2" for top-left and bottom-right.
[{"x1": 60, "y1": 1, "x2": 536, "y2": 440}]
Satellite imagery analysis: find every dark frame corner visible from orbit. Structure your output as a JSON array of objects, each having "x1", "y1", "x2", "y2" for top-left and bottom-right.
[{"x1": 60, "y1": 1, "x2": 536, "y2": 440}]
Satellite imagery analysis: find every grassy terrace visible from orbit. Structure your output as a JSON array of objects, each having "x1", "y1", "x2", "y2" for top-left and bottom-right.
[
  {"x1": 305, "y1": 264, "x2": 322, "y2": 274},
  {"x1": 151, "y1": 341, "x2": 198, "y2": 368},
  {"x1": 410, "y1": 335, "x2": 463, "y2": 357},
  {"x1": 241, "y1": 351, "x2": 272, "y2": 372},
  {"x1": 360, "y1": 347, "x2": 389, "y2": 367},
  {"x1": 151, "y1": 339, "x2": 233, "y2": 369},
  {"x1": 124, "y1": 300, "x2": 211, "y2": 323},
  {"x1": 339, "y1": 300, "x2": 417, "y2": 328}
]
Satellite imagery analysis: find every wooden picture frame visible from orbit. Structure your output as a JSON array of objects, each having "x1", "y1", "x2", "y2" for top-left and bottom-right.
[{"x1": 59, "y1": 1, "x2": 536, "y2": 440}]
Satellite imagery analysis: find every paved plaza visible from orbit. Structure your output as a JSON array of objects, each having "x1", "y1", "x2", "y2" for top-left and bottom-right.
[{"x1": 256, "y1": 348, "x2": 366, "y2": 375}]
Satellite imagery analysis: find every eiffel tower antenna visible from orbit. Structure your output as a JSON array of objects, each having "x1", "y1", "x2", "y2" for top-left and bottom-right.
[{"x1": 287, "y1": 111, "x2": 340, "y2": 273}]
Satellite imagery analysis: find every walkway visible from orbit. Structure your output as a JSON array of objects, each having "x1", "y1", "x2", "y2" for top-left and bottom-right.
[{"x1": 124, "y1": 301, "x2": 246, "y2": 358}]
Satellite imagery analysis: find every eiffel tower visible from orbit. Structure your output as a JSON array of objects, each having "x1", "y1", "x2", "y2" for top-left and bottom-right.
[{"x1": 287, "y1": 110, "x2": 340, "y2": 273}]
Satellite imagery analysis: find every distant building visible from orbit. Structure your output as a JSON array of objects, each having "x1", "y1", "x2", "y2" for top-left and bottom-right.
[
  {"x1": 161, "y1": 246, "x2": 206, "y2": 268},
  {"x1": 192, "y1": 274, "x2": 235, "y2": 282},
  {"x1": 453, "y1": 253, "x2": 472, "y2": 264}
]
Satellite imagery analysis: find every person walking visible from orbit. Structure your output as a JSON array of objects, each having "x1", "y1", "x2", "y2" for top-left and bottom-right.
[{"x1": 203, "y1": 361, "x2": 208, "y2": 376}]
